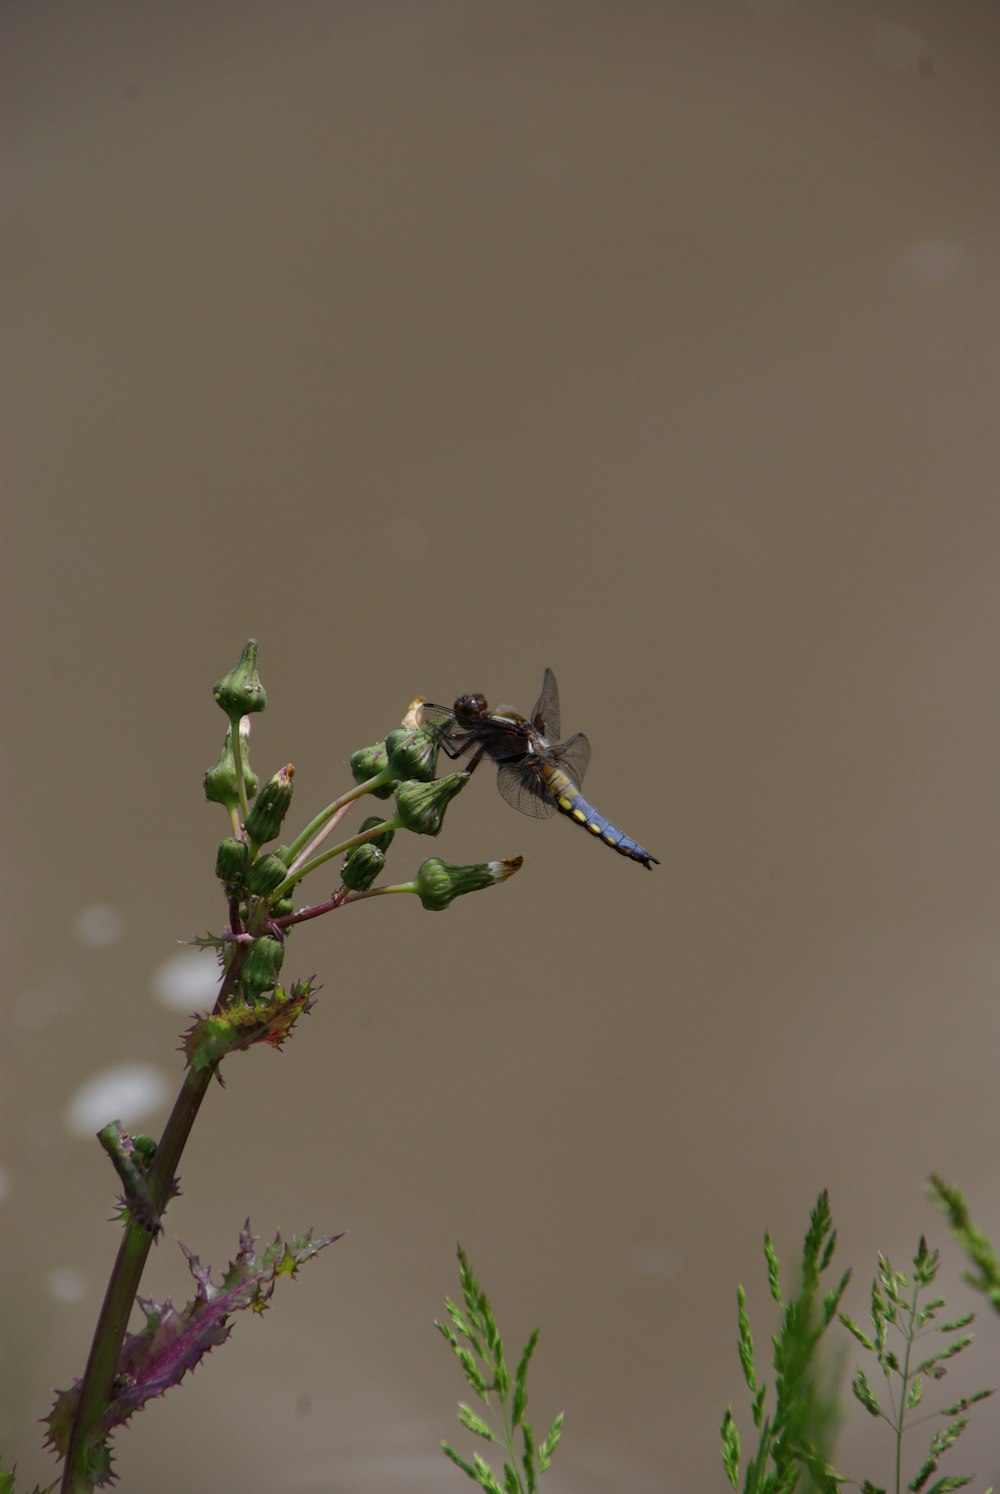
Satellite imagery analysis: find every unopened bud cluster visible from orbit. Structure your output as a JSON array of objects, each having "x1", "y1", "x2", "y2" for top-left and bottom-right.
[{"x1": 203, "y1": 642, "x2": 523, "y2": 1012}]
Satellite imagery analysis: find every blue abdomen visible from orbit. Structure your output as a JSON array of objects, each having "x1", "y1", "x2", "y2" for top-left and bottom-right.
[{"x1": 544, "y1": 767, "x2": 659, "y2": 869}]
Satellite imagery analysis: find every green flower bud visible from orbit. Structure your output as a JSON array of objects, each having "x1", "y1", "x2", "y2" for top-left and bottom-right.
[
  {"x1": 411, "y1": 856, "x2": 524, "y2": 911},
  {"x1": 384, "y1": 725, "x2": 440, "y2": 783},
  {"x1": 246, "y1": 852, "x2": 289, "y2": 897},
  {"x1": 203, "y1": 725, "x2": 259, "y2": 809},
  {"x1": 341, "y1": 842, "x2": 385, "y2": 892},
  {"x1": 245, "y1": 764, "x2": 295, "y2": 845},
  {"x1": 133, "y1": 1135, "x2": 157, "y2": 1161},
  {"x1": 357, "y1": 816, "x2": 395, "y2": 854},
  {"x1": 213, "y1": 639, "x2": 267, "y2": 721},
  {"x1": 271, "y1": 896, "x2": 294, "y2": 920},
  {"x1": 215, "y1": 836, "x2": 249, "y2": 889},
  {"x1": 395, "y1": 772, "x2": 470, "y2": 836},
  {"x1": 240, "y1": 935, "x2": 284, "y2": 1001},
  {"x1": 350, "y1": 741, "x2": 396, "y2": 798}
]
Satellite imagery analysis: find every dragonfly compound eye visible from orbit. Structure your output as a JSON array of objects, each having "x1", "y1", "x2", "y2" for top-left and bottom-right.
[{"x1": 454, "y1": 693, "x2": 489, "y2": 721}]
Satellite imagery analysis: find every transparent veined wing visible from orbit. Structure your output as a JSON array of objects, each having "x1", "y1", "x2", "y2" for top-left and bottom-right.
[
  {"x1": 496, "y1": 762, "x2": 555, "y2": 819},
  {"x1": 411, "y1": 700, "x2": 475, "y2": 757},
  {"x1": 530, "y1": 668, "x2": 560, "y2": 741},
  {"x1": 552, "y1": 731, "x2": 591, "y2": 788},
  {"x1": 412, "y1": 700, "x2": 455, "y2": 733}
]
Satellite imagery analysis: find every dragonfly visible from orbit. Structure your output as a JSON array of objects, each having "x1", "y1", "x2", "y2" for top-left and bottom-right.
[{"x1": 417, "y1": 669, "x2": 659, "y2": 869}]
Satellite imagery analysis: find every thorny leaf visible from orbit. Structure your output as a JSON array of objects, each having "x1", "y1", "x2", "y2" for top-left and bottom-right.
[{"x1": 46, "y1": 1224, "x2": 339, "y2": 1483}]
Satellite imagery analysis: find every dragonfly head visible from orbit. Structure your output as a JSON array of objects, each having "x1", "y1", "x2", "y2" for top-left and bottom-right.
[{"x1": 453, "y1": 692, "x2": 489, "y2": 724}]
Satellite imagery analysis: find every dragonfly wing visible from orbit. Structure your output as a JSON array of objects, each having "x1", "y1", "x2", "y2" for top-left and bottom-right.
[
  {"x1": 530, "y1": 668, "x2": 560, "y2": 740},
  {"x1": 413, "y1": 701, "x2": 454, "y2": 732},
  {"x1": 553, "y1": 731, "x2": 591, "y2": 788},
  {"x1": 496, "y1": 762, "x2": 555, "y2": 819},
  {"x1": 412, "y1": 702, "x2": 478, "y2": 760}
]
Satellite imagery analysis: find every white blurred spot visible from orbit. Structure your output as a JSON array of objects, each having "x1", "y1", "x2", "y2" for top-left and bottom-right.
[
  {"x1": 873, "y1": 22, "x2": 928, "y2": 69},
  {"x1": 65, "y1": 1063, "x2": 171, "y2": 1137},
  {"x1": 0, "y1": 1167, "x2": 9, "y2": 1202},
  {"x1": 152, "y1": 947, "x2": 220, "y2": 1011},
  {"x1": 47, "y1": 1267, "x2": 87, "y2": 1304},
  {"x1": 75, "y1": 904, "x2": 126, "y2": 946},
  {"x1": 904, "y1": 239, "x2": 967, "y2": 284},
  {"x1": 625, "y1": 1245, "x2": 677, "y2": 1279}
]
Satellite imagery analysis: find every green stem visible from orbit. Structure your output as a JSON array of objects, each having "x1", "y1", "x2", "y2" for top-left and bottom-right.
[
  {"x1": 273, "y1": 881, "x2": 412, "y2": 927},
  {"x1": 60, "y1": 958, "x2": 242, "y2": 1493},
  {"x1": 231, "y1": 720, "x2": 250, "y2": 825},
  {"x1": 496, "y1": 1388, "x2": 525, "y2": 1494},
  {"x1": 895, "y1": 1298, "x2": 918, "y2": 1494},
  {"x1": 285, "y1": 772, "x2": 393, "y2": 869},
  {"x1": 275, "y1": 815, "x2": 403, "y2": 896}
]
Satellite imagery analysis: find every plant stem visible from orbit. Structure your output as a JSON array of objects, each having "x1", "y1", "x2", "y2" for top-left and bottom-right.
[
  {"x1": 275, "y1": 815, "x2": 403, "y2": 896},
  {"x1": 285, "y1": 773, "x2": 390, "y2": 870},
  {"x1": 60, "y1": 958, "x2": 242, "y2": 1493},
  {"x1": 895, "y1": 1295, "x2": 918, "y2": 1494}
]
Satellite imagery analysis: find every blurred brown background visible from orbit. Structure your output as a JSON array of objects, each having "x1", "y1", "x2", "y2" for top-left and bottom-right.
[{"x1": 4, "y1": 2, "x2": 1000, "y2": 1489}]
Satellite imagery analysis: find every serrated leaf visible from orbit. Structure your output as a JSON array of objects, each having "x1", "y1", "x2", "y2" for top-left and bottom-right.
[
  {"x1": 181, "y1": 981, "x2": 314, "y2": 1070},
  {"x1": 0, "y1": 1476, "x2": 57, "y2": 1494},
  {"x1": 45, "y1": 1222, "x2": 337, "y2": 1465}
]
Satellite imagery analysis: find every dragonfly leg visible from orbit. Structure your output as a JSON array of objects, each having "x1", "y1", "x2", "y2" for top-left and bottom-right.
[
  {"x1": 465, "y1": 744, "x2": 487, "y2": 775},
  {"x1": 435, "y1": 736, "x2": 487, "y2": 770}
]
